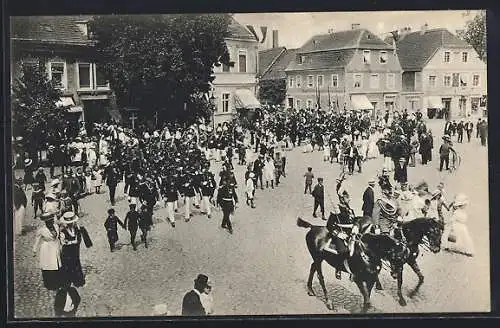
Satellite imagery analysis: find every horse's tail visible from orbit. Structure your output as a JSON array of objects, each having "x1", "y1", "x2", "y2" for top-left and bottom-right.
[{"x1": 297, "y1": 217, "x2": 313, "y2": 229}]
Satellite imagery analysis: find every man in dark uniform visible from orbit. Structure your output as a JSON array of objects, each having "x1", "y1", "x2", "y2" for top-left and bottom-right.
[
  {"x1": 362, "y1": 179, "x2": 375, "y2": 217},
  {"x1": 253, "y1": 155, "x2": 265, "y2": 190},
  {"x1": 457, "y1": 120, "x2": 464, "y2": 143},
  {"x1": 217, "y1": 178, "x2": 238, "y2": 234},
  {"x1": 311, "y1": 177, "x2": 325, "y2": 220},
  {"x1": 104, "y1": 162, "x2": 120, "y2": 206},
  {"x1": 200, "y1": 168, "x2": 216, "y2": 218},
  {"x1": 123, "y1": 201, "x2": 140, "y2": 250}
]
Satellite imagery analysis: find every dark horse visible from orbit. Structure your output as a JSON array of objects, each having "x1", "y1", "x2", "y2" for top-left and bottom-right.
[
  {"x1": 297, "y1": 217, "x2": 405, "y2": 312},
  {"x1": 376, "y1": 217, "x2": 444, "y2": 307}
]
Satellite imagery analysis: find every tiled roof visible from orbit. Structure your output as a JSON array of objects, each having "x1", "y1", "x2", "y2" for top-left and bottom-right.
[
  {"x1": 228, "y1": 17, "x2": 257, "y2": 41},
  {"x1": 285, "y1": 49, "x2": 356, "y2": 71},
  {"x1": 258, "y1": 47, "x2": 286, "y2": 77},
  {"x1": 261, "y1": 48, "x2": 298, "y2": 80},
  {"x1": 299, "y1": 28, "x2": 393, "y2": 54},
  {"x1": 396, "y1": 28, "x2": 472, "y2": 71},
  {"x1": 11, "y1": 15, "x2": 93, "y2": 45}
]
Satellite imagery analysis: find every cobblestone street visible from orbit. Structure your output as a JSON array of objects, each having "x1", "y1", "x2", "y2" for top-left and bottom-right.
[{"x1": 12, "y1": 119, "x2": 490, "y2": 317}]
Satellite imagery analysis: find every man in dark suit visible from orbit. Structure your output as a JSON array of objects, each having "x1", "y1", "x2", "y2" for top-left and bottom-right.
[
  {"x1": 345, "y1": 141, "x2": 359, "y2": 175},
  {"x1": 465, "y1": 119, "x2": 474, "y2": 142},
  {"x1": 253, "y1": 155, "x2": 265, "y2": 190},
  {"x1": 312, "y1": 177, "x2": 325, "y2": 220},
  {"x1": 394, "y1": 157, "x2": 408, "y2": 184},
  {"x1": 182, "y1": 274, "x2": 211, "y2": 316},
  {"x1": 476, "y1": 118, "x2": 482, "y2": 138},
  {"x1": 443, "y1": 120, "x2": 452, "y2": 136},
  {"x1": 362, "y1": 179, "x2": 375, "y2": 217},
  {"x1": 457, "y1": 120, "x2": 464, "y2": 143},
  {"x1": 104, "y1": 161, "x2": 120, "y2": 206}
]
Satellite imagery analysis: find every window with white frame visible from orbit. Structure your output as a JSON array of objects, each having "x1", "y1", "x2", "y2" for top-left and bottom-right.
[
  {"x1": 473, "y1": 74, "x2": 480, "y2": 87},
  {"x1": 307, "y1": 75, "x2": 314, "y2": 88},
  {"x1": 296, "y1": 75, "x2": 302, "y2": 88},
  {"x1": 444, "y1": 51, "x2": 450, "y2": 63},
  {"x1": 460, "y1": 73, "x2": 468, "y2": 87},
  {"x1": 317, "y1": 75, "x2": 324, "y2": 88},
  {"x1": 289, "y1": 76, "x2": 294, "y2": 88},
  {"x1": 363, "y1": 50, "x2": 371, "y2": 64},
  {"x1": 298, "y1": 55, "x2": 305, "y2": 64},
  {"x1": 331, "y1": 74, "x2": 338, "y2": 87},
  {"x1": 296, "y1": 99, "x2": 301, "y2": 108},
  {"x1": 444, "y1": 75, "x2": 451, "y2": 87},
  {"x1": 94, "y1": 64, "x2": 109, "y2": 88},
  {"x1": 428, "y1": 75, "x2": 436, "y2": 87},
  {"x1": 370, "y1": 74, "x2": 379, "y2": 89},
  {"x1": 386, "y1": 73, "x2": 395, "y2": 89},
  {"x1": 222, "y1": 93, "x2": 230, "y2": 112},
  {"x1": 238, "y1": 50, "x2": 247, "y2": 73},
  {"x1": 307, "y1": 99, "x2": 313, "y2": 108},
  {"x1": 462, "y1": 52, "x2": 468, "y2": 62},
  {"x1": 77, "y1": 63, "x2": 92, "y2": 88},
  {"x1": 48, "y1": 62, "x2": 66, "y2": 89},
  {"x1": 354, "y1": 74, "x2": 362, "y2": 88},
  {"x1": 379, "y1": 51, "x2": 388, "y2": 64}
]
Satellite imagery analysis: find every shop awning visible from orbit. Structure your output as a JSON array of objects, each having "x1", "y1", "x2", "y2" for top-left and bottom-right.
[
  {"x1": 234, "y1": 89, "x2": 261, "y2": 110},
  {"x1": 56, "y1": 96, "x2": 75, "y2": 107},
  {"x1": 426, "y1": 96, "x2": 443, "y2": 109},
  {"x1": 351, "y1": 95, "x2": 374, "y2": 110}
]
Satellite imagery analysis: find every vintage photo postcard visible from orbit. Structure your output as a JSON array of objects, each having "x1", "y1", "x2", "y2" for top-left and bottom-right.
[{"x1": 9, "y1": 10, "x2": 489, "y2": 318}]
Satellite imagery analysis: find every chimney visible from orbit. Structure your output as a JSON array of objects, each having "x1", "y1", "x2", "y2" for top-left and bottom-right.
[
  {"x1": 352, "y1": 23, "x2": 360, "y2": 30},
  {"x1": 420, "y1": 23, "x2": 428, "y2": 35},
  {"x1": 272, "y1": 30, "x2": 279, "y2": 48}
]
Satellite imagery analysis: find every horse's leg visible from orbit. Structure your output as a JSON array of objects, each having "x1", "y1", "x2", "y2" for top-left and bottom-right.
[
  {"x1": 408, "y1": 261, "x2": 424, "y2": 298},
  {"x1": 315, "y1": 261, "x2": 334, "y2": 310},
  {"x1": 307, "y1": 262, "x2": 316, "y2": 296},
  {"x1": 354, "y1": 279, "x2": 371, "y2": 312},
  {"x1": 375, "y1": 276, "x2": 383, "y2": 290},
  {"x1": 396, "y1": 270, "x2": 407, "y2": 306}
]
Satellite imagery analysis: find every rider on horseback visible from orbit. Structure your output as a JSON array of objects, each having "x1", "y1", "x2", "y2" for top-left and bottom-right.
[{"x1": 373, "y1": 181, "x2": 404, "y2": 240}]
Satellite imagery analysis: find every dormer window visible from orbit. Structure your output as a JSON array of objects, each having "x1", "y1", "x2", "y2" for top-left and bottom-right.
[
  {"x1": 379, "y1": 51, "x2": 388, "y2": 64},
  {"x1": 76, "y1": 21, "x2": 89, "y2": 38},
  {"x1": 363, "y1": 50, "x2": 371, "y2": 64},
  {"x1": 298, "y1": 55, "x2": 305, "y2": 64}
]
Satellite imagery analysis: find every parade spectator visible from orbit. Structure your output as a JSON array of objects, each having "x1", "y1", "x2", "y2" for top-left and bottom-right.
[
  {"x1": 394, "y1": 157, "x2": 408, "y2": 185},
  {"x1": 104, "y1": 162, "x2": 120, "y2": 206},
  {"x1": 263, "y1": 157, "x2": 275, "y2": 189},
  {"x1": 457, "y1": 120, "x2": 464, "y2": 143},
  {"x1": 139, "y1": 204, "x2": 153, "y2": 248},
  {"x1": 439, "y1": 135, "x2": 453, "y2": 171},
  {"x1": 476, "y1": 118, "x2": 482, "y2": 138},
  {"x1": 362, "y1": 179, "x2": 375, "y2": 217},
  {"x1": 54, "y1": 286, "x2": 81, "y2": 317},
  {"x1": 23, "y1": 158, "x2": 35, "y2": 190},
  {"x1": 253, "y1": 155, "x2": 265, "y2": 190},
  {"x1": 104, "y1": 208, "x2": 124, "y2": 252},
  {"x1": 123, "y1": 201, "x2": 140, "y2": 251},
  {"x1": 346, "y1": 141, "x2": 359, "y2": 175},
  {"x1": 479, "y1": 119, "x2": 488, "y2": 146},
  {"x1": 312, "y1": 177, "x2": 325, "y2": 220},
  {"x1": 246, "y1": 172, "x2": 256, "y2": 208},
  {"x1": 304, "y1": 167, "x2": 314, "y2": 194},
  {"x1": 31, "y1": 182, "x2": 44, "y2": 218},
  {"x1": 465, "y1": 118, "x2": 474, "y2": 142},
  {"x1": 443, "y1": 193, "x2": 474, "y2": 257},
  {"x1": 199, "y1": 280, "x2": 214, "y2": 315},
  {"x1": 59, "y1": 212, "x2": 86, "y2": 287},
  {"x1": 35, "y1": 167, "x2": 48, "y2": 192},
  {"x1": 182, "y1": 274, "x2": 211, "y2": 316},
  {"x1": 84, "y1": 170, "x2": 93, "y2": 194},
  {"x1": 409, "y1": 132, "x2": 419, "y2": 167},
  {"x1": 32, "y1": 212, "x2": 61, "y2": 291},
  {"x1": 43, "y1": 193, "x2": 60, "y2": 216}
]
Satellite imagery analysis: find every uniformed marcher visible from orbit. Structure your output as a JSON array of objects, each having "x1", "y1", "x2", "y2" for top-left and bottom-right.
[
  {"x1": 200, "y1": 168, "x2": 216, "y2": 218},
  {"x1": 217, "y1": 178, "x2": 238, "y2": 234}
]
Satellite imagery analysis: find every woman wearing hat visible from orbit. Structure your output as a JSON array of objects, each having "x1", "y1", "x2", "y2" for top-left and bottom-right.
[
  {"x1": 13, "y1": 178, "x2": 27, "y2": 236},
  {"x1": 33, "y1": 212, "x2": 62, "y2": 291},
  {"x1": 442, "y1": 193, "x2": 474, "y2": 256},
  {"x1": 59, "y1": 212, "x2": 86, "y2": 287},
  {"x1": 23, "y1": 158, "x2": 35, "y2": 190}
]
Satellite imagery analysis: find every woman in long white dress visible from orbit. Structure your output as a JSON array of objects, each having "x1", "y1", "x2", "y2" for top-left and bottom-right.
[
  {"x1": 366, "y1": 129, "x2": 380, "y2": 159},
  {"x1": 442, "y1": 193, "x2": 474, "y2": 256},
  {"x1": 263, "y1": 157, "x2": 275, "y2": 189},
  {"x1": 359, "y1": 133, "x2": 369, "y2": 161}
]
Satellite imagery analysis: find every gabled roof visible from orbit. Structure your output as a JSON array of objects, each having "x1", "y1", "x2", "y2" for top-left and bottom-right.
[
  {"x1": 396, "y1": 28, "x2": 473, "y2": 71},
  {"x1": 11, "y1": 15, "x2": 94, "y2": 45},
  {"x1": 228, "y1": 17, "x2": 257, "y2": 41},
  {"x1": 285, "y1": 49, "x2": 356, "y2": 72},
  {"x1": 261, "y1": 48, "x2": 298, "y2": 80},
  {"x1": 258, "y1": 47, "x2": 286, "y2": 77},
  {"x1": 298, "y1": 28, "x2": 393, "y2": 54}
]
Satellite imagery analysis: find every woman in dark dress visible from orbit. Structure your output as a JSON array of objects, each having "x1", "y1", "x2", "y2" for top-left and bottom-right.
[{"x1": 58, "y1": 212, "x2": 85, "y2": 288}]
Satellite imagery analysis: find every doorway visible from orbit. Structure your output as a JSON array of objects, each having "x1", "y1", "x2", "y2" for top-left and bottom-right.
[{"x1": 442, "y1": 98, "x2": 451, "y2": 120}]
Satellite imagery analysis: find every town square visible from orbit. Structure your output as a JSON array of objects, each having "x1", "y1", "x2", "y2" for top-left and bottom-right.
[{"x1": 9, "y1": 11, "x2": 489, "y2": 317}]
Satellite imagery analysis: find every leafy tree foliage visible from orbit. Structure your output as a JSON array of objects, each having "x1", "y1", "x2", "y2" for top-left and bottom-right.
[
  {"x1": 458, "y1": 11, "x2": 487, "y2": 61},
  {"x1": 89, "y1": 14, "x2": 233, "y2": 124},
  {"x1": 11, "y1": 62, "x2": 66, "y2": 157},
  {"x1": 257, "y1": 79, "x2": 287, "y2": 106}
]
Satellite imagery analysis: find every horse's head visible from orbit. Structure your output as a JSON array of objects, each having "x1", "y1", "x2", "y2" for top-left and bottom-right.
[{"x1": 423, "y1": 218, "x2": 444, "y2": 253}]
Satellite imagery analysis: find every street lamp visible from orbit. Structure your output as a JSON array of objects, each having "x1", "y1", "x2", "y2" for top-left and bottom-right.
[{"x1": 209, "y1": 92, "x2": 216, "y2": 128}]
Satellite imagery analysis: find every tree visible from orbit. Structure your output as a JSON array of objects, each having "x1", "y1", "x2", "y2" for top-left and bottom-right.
[
  {"x1": 458, "y1": 11, "x2": 487, "y2": 61},
  {"x1": 257, "y1": 79, "x2": 287, "y2": 106},
  {"x1": 11, "y1": 62, "x2": 67, "y2": 158},
  {"x1": 89, "y1": 14, "x2": 233, "y2": 125}
]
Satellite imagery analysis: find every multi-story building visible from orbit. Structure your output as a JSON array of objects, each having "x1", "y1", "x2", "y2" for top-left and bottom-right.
[
  {"x1": 210, "y1": 18, "x2": 260, "y2": 125},
  {"x1": 10, "y1": 16, "x2": 117, "y2": 133},
  {"x1": 393, "y1": 25, "x2": 487, "y2": 118},
  {"x1": 11, "y1": 15, "x2": 261, "y2": 129},
  {"x1": 285, "y1": 25, "x2": 402, "y2": 117}
]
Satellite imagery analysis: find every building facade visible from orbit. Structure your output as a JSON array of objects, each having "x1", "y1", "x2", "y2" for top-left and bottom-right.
[
  {"x1": 285, "y1": 27, "x2": 402, "y2": 117},
  {"x1": 11, "y1": 16, "x2": 117, "y2": 133},
  {"x1": 210, "y1": 18, "x2": 260, "y2": 126},
  {"x1": 394, "y1": 26, "x2": 487, "y2": 118}
]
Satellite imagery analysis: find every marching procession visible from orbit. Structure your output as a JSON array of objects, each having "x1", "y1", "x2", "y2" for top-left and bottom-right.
[{"x1": 12, "y1": 103, "x2": 487, "y2": 316}]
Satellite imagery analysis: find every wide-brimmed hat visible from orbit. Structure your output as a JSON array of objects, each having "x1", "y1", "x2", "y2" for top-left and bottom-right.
[
  {"x1": 24, "y1": 159, "x2": 33, "y2": 167},
  {"x1": 60, "y1": 211, "x2": 79, "y2": 224},
  {"x1": 368, "y1": 179, "x2": 376, "y2": 185},
  {"x1": 442, "y1": 135, "x2": 451, "y2": 141},
  {"x1": 454, "y1": 193, "x2": 469, "y2": 206},
  {"x1": 45, "y1": 193, "x2": 57, "y2": 200},
  {"x1": 40, "y1": 212, "x2": 55, "y2": 221}
]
